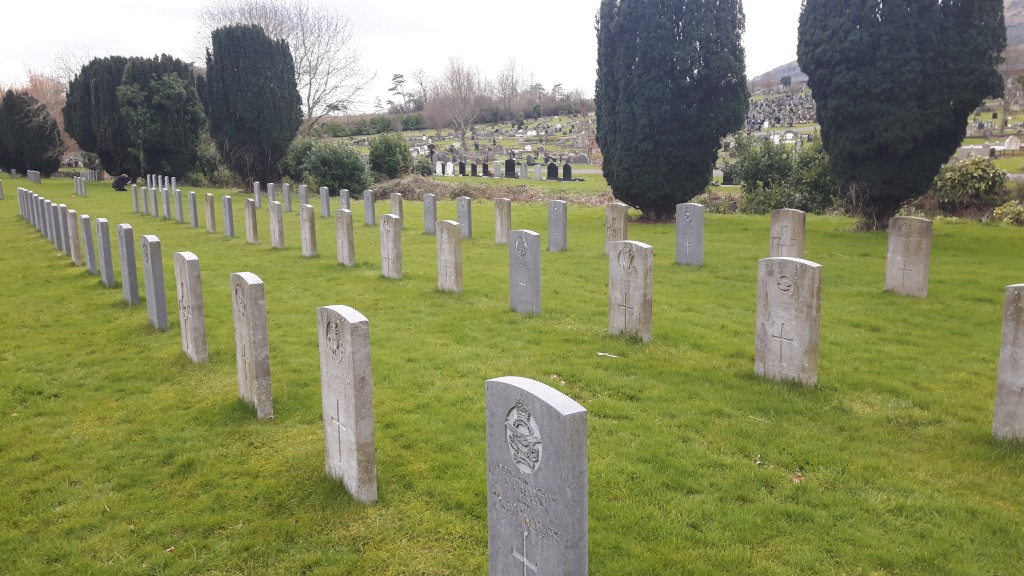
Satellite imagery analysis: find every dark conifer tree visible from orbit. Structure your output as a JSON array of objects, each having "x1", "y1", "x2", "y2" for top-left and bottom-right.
[
  {"x1": 63, "y1": 56, "x2": 138, "y2": 175},
  {"x1": 798, "y1": 0, "x2": 1006, "y2": 227},
  {"x1": 117, "y1": 54, "x2": 206, "y2": 177},
  {"x1": 0, "y1": 90, "x2": 64, "y2": 175},
  {"x1": 595, "y1": 0, "x2": 748, "y2": 220},
  {"x1": 204, "y1": 24, "x2": 302, "y2": 185}
]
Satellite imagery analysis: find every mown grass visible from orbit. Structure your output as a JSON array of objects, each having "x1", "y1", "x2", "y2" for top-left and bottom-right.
[{"x1": 1, "y1": 177, "x2": 1024, "y2": 575}]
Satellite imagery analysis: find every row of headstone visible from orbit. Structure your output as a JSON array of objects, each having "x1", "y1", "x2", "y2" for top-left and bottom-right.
[
  {"x1": 26, "y1": 170, "x2": 41, "y2": 184},
  {"x1": 79, "y1": 170, "x2": 99, "y2": 181},
  {"x1": 73, "y1": 175, "x2": 89, "y2": 197},
  {"x1": 432, "y1": 160, "x2": 575, "y2": 182}
]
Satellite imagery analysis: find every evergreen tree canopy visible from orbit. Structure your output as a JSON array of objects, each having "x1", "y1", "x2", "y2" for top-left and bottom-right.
[
  {"x1": 204, "y1": 24, "x2": 302, "y2": 185},
  {"x1": 63, "y1": 56, "x2": 137, "y2": 176},
  {"x1": 117, "y1": 54, "x2": 206, "y2": 177},
  {"x1": 798, "y1": 0, "x2": 1006, "y2": 226},
  {"x1": 0, "y1": 90, "x2": 65, "y2": 175},
  {"x1": 595, "y1": 0, "x2": 748, "y2": 220}
]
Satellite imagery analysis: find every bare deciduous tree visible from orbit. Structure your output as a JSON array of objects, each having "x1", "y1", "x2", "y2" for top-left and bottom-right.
[
  {"x1": 410, "y1": 67, "x2": 433, "y2": 108},
  {"x1": 197, "y1": 0, "x2": 373, "y2": 133},
  {"x1": 495, "y1": 58, "x2": 521, "y2": 115},
  {"x1": 433, "y1": 58, "x2": 482, "y2": 152}
]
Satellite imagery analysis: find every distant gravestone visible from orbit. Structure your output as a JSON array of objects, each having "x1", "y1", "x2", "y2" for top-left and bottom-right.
[
  {"x1": 283, "y1": 182, "x2": 292, "y2": 212},
  {"x1": 548, "y1": 200, "x2": 567, "y2": 252},
  {"x1": 320, "y1": 186, "x2": 331, "y2": 218},
  {"x1": 205, "y1": 193, "x2": 216, "y2": 233},
  {"x1": 299, "y1": 183, "x2": 309, "y2": 206},
  {"x1": 547, "y1": 162, "x2": 559, "y2": 180},
  {"x1": 390, "y1": 193, "x2": 404, "y2": 228},
  {"x1": 300, "y1": 204, "x2": 317, "y2": 257},
  {"x1": 535, "y1": 164, "x2": 542, "y2": 180},
  {"x1": 486, "y1": 376, "x2": 588, "y2": 576},
  {"x1": 317, "y1": 304, "x2": 378, "y2": 503},
  {"x1": 505, "y1": 158, "x2": 517, "y2": 178},
  {"x1": 493, "y1": 161, "x2": 502, "y2": 178},
  {"x1": 96, "y1": 218, "x2": 116, "y2": 288},
  {"x1": 231, "y1": 272, "x2": 273, "y2": 419},
  {"x1": 562, "y1": 163, "x2": 573, "y2": 181},
  {"x1": 142, "y1": 187, "x2": 151, "y2": 215},
  {"x1": 141, "y1": 234, "x2": 169, "y2": 331},
  {"x1": 174, "y1": 251, "x2": 208, "y2": 363},
  {"x1": 459, "y1": 161, "x2": 467, "y2": 176},
  {"x1": 446, "y1": 161, "x2": 454, "y2": 176},
  {"x1": 118, "y1": 224, "x2": 139, "y2": 305},
  {"x1": 81, "y1": 214, "x2": 97, "y2": 275},
  {"x1": 223, "y1": 195, "x2": 235, "y2": 238},
  {"x1": 884, "y1": 216, "x2": 932, "y2": 298},
  {"x1": 57, "y1": 204, "x2": 70, "y2": 256},
  {"x1": 253, "y1": 181, "x2": 262, "y2": 208},
  {"x1": 604, "y1": 203, "x2": 628, "y2": 255},
  {"x1": 335, "y1": 208, "x2": 356, "y2": 267},
  {"x1": 150, "y1": 187, "x2": 159, "y2": 217},
  {"x1": 769, "y1": 208, "x2": 806, "y2": 258},
  {"x1": 1006, "y1": 135, "x2": 1021, "y2": 151},
  {"x1": 131, "y1": 185, "x2": 139, "y2": 213},
  {"x1": 67, "y1": 209, "x2": 82, "y2": 266},
  {"x1": 457, "y1": 196, "x2": 473, "y2": 239},
  {"x1": 755, "y1": 257, "x2": 822, "y2": 387},
  {"x1": 380, "y1": 214, "x2": 403, "y2": 279},
  {"x1": 364, "y1": 189, "x2": 376, "y2": 226},
  {"x1": 509, "y1": 230, "x2": 541, "y2": 314},
  {"x1": 608, "y1": 241, "x2": 654, "y2": 342},
  {"x1": 519, "y1": 162, "x2": 528, "y2": 180},
  {"x1": 340, "y1": 189, "x2": 350, "y2": 211},
  {"x1": 188, "y1": 191, "x2": 199, "y2": 228},
  {"x1": 267, "y1": 182, "x2": 276, "y2": 204},
  {"x1": 174, "y1": 189, "x2": 184, "y2": 223},
  {"x1": 270, "y1": 201, "x2": 285, "y2": 249},
  {"x1": 675, "y1": 203, "x2": 705, "y2": 267},
  {"x1": 483, "y1": 162, "x2": 491, "y2": 177},
  {"x1": 495, "y1": 198, "x2": 511, "y2": 245},
  {"x1": 161, "y1": 187, "x2": 171, "y2": 220},
  {"x1": 435, "y1": 160, "x2": 444, "y2": 175},
  {"x1": 437, "y1": 220, "x2": 463, "y2": 293},
  {"x1": 423, "y1": 193, "x2": 437, "y2": 234},
  {"x1": 472, "y1": 162, "x2": 479, "y2": 177},
  {"x1": 244, "y1": 199, "x2": 259, "y2": 244},
  {"x1": 993, "y1": 284, "x2": 1024, "y2": 440}
]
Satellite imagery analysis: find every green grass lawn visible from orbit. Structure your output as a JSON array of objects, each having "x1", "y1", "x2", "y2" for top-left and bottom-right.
[{"x1": 2, "y1": 177, "x2": 1024, "y2": 574}]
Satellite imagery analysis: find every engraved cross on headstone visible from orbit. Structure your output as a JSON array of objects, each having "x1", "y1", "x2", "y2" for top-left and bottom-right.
[
  {"x1": 897, "y1": 262, "x2": 913, "y2": 286},
  {"x1": 383, "y1": 254, "x2": 394, "y2": 275},
  {"x1": 619, "y1": 289, "x2": 634, "y2": 324},
  {"x1": 771, "y1": 323, "x2": 794, "y2": 363},
  {"x1": 329, "y1": 397, "x2": 347, "y2": 463},
  {"x1": 441, "y1": 259, "x2": 452, "y2": 283},
  {"x1": 511, "y1": 531, "x2": 538, "y2": 575}
]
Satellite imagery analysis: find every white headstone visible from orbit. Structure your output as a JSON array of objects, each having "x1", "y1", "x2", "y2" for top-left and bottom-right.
[
  {"x1": 231, "y1": 271, "x2": 273, "y2": 419},
  {"x1": 141, "y1": 234, "x2": 168, "y2": 331},
  {"x1": 270, "y1": 201, "x2": 285, "y2": 249},
  {"x1": 755, "y1": 257, "x2": 822, "y2": 387},
  {"x1": 423, "y1": 193, "x2": 437, "y2": 235},
  {"x1": 364, "y1": 189, "x2": 376, "y2": 226},
  {"x1": 994, "y1": 284, "x2": 1024, "y2": 440},
  {"x1": 300, "y1": 204, "x2": 317, "y2": 257},
  {"x1": 205, "y1": 193, "x2": 216, "y2": 233},
  {"x1": 675, "y1": 203, "x2": 704, "y2": 267},
  {"x1": 604, "y1": 203, "x2": 628, "y2": 255},
  {"x1": 437, "y1": 220, "x2": 463, "y2": 293},
  {"x1": 884, "y1": 216, "x2": 932, "y2": 298},
  {"x1": 548, "y1": 200, "x2": 567, "y2": 252},
  {"x1": 495, "y1": 198, "x2": 511, "y2": 245},
  {"x1": 457, "y1": 196, "x2": 472, "y2": 239},
  {"x1": 96, "y1": 218, "x2": 115, "y2": 288},
  {"x1": 769, "y1": 208, "x2": 806, "y2": 258},
  {"x1": 608, "y1": 240, "x2": 654, "y2": 342},
  {"x1": 509, "y1": 230, "x2": 541, "y2": 314},
  {"x1": 118, "y1": 224, "x2": 139, "y2": 305},
  {"x1": 174, "y1": 252, "x2": 208, "y2": 363},
  {"x1": 335, "y1": 208, "x2": 355, "y2": 267},
  {"x1": 380, "y1": 214, "x2": 402, "y2": 279},
  {"x1": 244, "y1": 199, "x2": 259, "y2": 244},
  {"x1": 223, "y1": 196, "x2": 235, "y2": 238}
]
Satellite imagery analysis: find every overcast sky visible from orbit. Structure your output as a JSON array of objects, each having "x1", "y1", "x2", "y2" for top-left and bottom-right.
[{"x1": 0, "y1": 0, "x2": 802, "y2": 113}]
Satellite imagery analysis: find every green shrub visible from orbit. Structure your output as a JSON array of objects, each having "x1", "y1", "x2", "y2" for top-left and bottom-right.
[
  {"x1": 368, "y1": 133, "x2": 413, "y2": 180},
  {"x1": 279, "y1": 138, "x2": 314, "y2": 182},
  {"x1": 732, "y1": 133, "x2": 840, "y2": 214},
  {"x1": 993, "y1": 200, "x2": 1024, "y2": 226},
  {"x1": 301, "y1": 140, "x2": 370, "y2": 193},
  {"x1": 932, "y1": 156, "x2": 1007, "y2": 214},
  {"x1": 413, "y1": 156, "x2": 434, "y2": 177},
  {"x1": 187, "y1": 132, "x2": 236, "y2": 188}
]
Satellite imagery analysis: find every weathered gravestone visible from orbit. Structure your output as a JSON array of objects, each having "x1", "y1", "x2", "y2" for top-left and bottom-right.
[
  {"x1": 423, "y1": 193, "x2": 437, "y2": 235},
  {"x1": 131, "y1": 185, "x2": 139, "y2": 213},
  {"x1": 205, "y1": 193, "x2": 216, "y2": 233},
  {"x1": 270, "y1": 201, "x2": 285, "y2": 249},
  {"x1": 676, "y1": 203, "x2": 705, "y2": 267},
  {"x1": 509, "y1": 230, "x2": 541, "y2": 314},
  {"x1": 222, "y1": 195, "x2": 235, "y2": 238},
  {"x1": 755, "y1": 257, "x2": 822, "y2": 387},
  {"x1": 339, "y1": 188, "x2": 350, "y2": 211},
  {"x1": 548, "y1": 200, "x2": 567, "y2": 252},
  {"x1": 437, "y1": 220, "x2": 463, "y2": 293},
  {"x1": 141, "y1": 234, "x2": 169, "y2": 331},
  {"x1": 520, "y1": 162, "x2": 528, "y2": 180},
  {"x1": 267, "y1": 182, "x2": 276, "y2": 204},
  {"x1": 320, "y1": 186, "x2": 331, "y2": 218},
  {"x1": 604, "y1": 203, "x2": 628, "y2": 255},
  {"x1": 300, "y1": 204, "x2": 317, "y2": 257},
  {"x1": 495, "y1": 198, "x2": 511, "y2": 245},
  {"x1": 769, "y1": 208, "x2": 806, "y2": 258},
  {"x1": 317, "y1": 304, "x2": 378, "y2": 503},
  {"x1": 884, "y1": 216, "x2": 932, "y2": 298},
  {"x1": 535, "y1": 164, "x2": 542, "y2": 180},
  {"x1": 231, "y1": 272, "x2": 273, "y2": 419},
  {"x1": 58, "y1": 204, "x2": 70, "y2": 256},
  {"x1": 66, "y1": 209, "x2": 81, "y2": 266},
  {"x1": 335, "y1": 208, "x2": 356, "y2": 267},
  {"x1": 457, "y1": 196, "x2": 473, "y2": 239},
  {"x1": 96, "y1": 218, "x2": 116, "y2": 288},
  {"x1": 380, "y1": 214, "x2": 403, "y2": 279},
  {"x1": 608, "y1": 240, "x2": 654, "y2": 342},
  {"x1": 174, "y1": 252, "x2": 208, "y2": 363},
  {"x1": 364, "y1": 189, "x2": 376, "y2": 226},
  {"x1": 993, "y1": 284, "x2": 1024, "y2": 440},
  {"x1": 142, "y1": 187, "x2": 151, "y2": 215},
  {"x1": 283, "y1": 182, "x2": 292, "y2": 212},
  {"x1": 486, "y1": 376, "x2": 588, "y2": 576},
  {"x1": 81, "y1": 214, "x2": 97, "y2": 275},
  {"x1": 299, "y1": 183, "x2": 309, "y2": 206},
  {"x1": 118, "y1": 224, "x2": 139, "y2": 305},
  {"x1": 244, "y1": 199, "x2": 259, "y2": 244},
  {"x1": 188, "y1": 192, "x2": 199, "y2": 228},
  {"x1": 253, "y1": 181, "x2": 262, "y2": 208},
  {"x1": 390, "y1": 193, "x2": 404, "y2": 228},
  {"x1": 162, "y1": 187, "x2": 171, "y2": 220},
  {"x1": 174, "y1": 189, "x2": 184, "y2": 223},
  {"x1": 435, "y1": 160, "x2": 444, "y2": 175}
]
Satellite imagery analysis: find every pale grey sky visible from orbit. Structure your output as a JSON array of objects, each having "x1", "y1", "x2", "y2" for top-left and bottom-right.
[{"x1": 0, "y1": 0, "x2": 802, "y2": 113}]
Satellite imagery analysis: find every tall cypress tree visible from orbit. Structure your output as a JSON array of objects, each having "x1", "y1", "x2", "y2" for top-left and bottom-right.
[
  {"x1": 798, "y1": 0, "x2": 1005, "y2": 227},
  {"x1": 117, "y1": 54, "x2": 206, "y2": 177},
  {"x1": 63, "y1": 56, "x2": 137, "y2": 176},
  {"x1": 596, "y1": 0, "x2": 748, "y2": 220},
  {"x1": 205, "y1": 24, "x2": 302, "y2": 185},
  {"x1": 0, "y1": 90, "x2": 64, "y2": 175}
]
